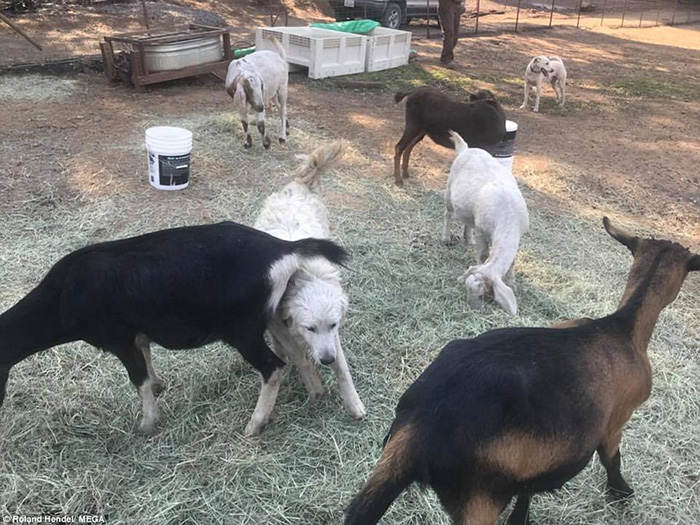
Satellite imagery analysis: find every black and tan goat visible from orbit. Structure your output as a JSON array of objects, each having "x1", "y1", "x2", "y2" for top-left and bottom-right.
[
  {"x1": 345, "y1": 217, "x2": 699, "y2": 524},
  {"x1": 0, "y1": 221, "x2": 347, "y2": 436},
  {"x1": 393, "y1": 87, "x2": 506, "y2": 185}
]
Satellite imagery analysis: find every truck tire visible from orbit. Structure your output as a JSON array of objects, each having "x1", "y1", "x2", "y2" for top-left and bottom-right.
[{"x1": 381, "y1": 3, "x2": 403, "y2": 29}]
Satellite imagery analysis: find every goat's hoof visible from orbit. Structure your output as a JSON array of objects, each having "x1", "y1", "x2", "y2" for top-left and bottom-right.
[
  {"x1": 263, "y1": 141, "x2": 271, "y2": 150},
  {"x1": 244, "y1": 419, "x2": 267, "y2": 437},
  {"x1": 533, "y1": 108, "x2": 539, "y2": 113},
  {"x1": 151, "y1": 380, "x2": 166, "y2": 397},
  {"x1": 244, "y1": 141, "x2": 252, "y2": 149},
  {"x1": 278, "y1": 137, "x2": 286, "y2": 145},
  {"x1": 441, "y1": 235, "x2": 455, "y2": 246},
  {"x1": 607, "y1": 483, "x2": 634, "y2": 502},
  {"x1": 309, "y1": 389, "x2": 326, "y2": 406},
  {"x1": 519, "y1": 104, "x2": 526, "y2": 109},
  {"x1": 139, "y1": 418, "x2": 158, "y2": 434}
]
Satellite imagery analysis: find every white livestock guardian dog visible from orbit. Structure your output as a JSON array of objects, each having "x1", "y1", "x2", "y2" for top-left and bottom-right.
[
  {"x1": 225, "y1": 36, "x2": 289, "y2": 149},
  {"x1": 254, "y1": 141, "x2": 366, "y2": 420},
  {"x1": 520, "y1": 55, "x2": 567, "y2": 112}
]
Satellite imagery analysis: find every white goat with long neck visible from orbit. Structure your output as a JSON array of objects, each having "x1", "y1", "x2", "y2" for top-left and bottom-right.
[{"x1": 442, "y1": 131, "x2": 529, "y2": 315}]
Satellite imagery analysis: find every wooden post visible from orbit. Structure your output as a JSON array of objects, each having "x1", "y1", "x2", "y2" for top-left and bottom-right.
[
  {"x1": 100, "y1": 41, "x2": 117, "y2": 82},
  {"x1": 638, "y1": 9, "x2": 644, "y2": 27},
  {"x1": 426, "y1": 0, "x2": 431, "y2": 40},
  {"x1": 576, "y1": 0, "x2": 583, "y2": 28},
  {"x1": 549, "y1": 0, "x2": 556, "y2": 28},
  {"x1": 475, "y1": 0, "x2": 481, "y2": 34},
  {"x1": 671, "y1": 0, "x2": 679, "y2": 25},
  {"x1": 222, "y1": 32, "x2": 232, "y2": 62},
  {"x1": 139, "y1": 0, "x2": 151, "y2": 33},
  {"x1": 600, "y1": 0, "x2": 607, "y2": 25},
  {"x1": 620, "y1": 0, "x2": 629, "y2": 27},
  {"x1": 0, "y1": 12, "x2": 42, "y2": 50},
  {"x1": 515, "y1": 0, "x2": 522, "y2": 31}
]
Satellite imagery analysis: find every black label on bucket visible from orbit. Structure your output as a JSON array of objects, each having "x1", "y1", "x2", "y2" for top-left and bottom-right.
[
  {"x1": 158, "y1": 153, "x2": 190, "y2": 187},
  {"x1": 492, "y1": 138, "x2": 516, "y2": 159}
]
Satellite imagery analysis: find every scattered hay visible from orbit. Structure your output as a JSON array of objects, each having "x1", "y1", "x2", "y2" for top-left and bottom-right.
[
  {"x1": 0, "y1": 74, "x2": 85, "y2": 102},
  {"x1": 0, "y1": 80, "x2": 698, "y2": 525}
]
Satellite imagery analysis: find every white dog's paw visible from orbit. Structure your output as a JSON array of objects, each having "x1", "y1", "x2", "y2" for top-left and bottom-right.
[
  {"x1": 343, "y1": 395, "x2": 366, "y2": 420},
  {"x1": 533, "y1": 107, "x2": 539, "y2": 113}
]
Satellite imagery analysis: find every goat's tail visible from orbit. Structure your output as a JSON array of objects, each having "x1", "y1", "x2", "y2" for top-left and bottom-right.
[
  {"x1": 448, "y1": 130, "x2": 469, "y2": 154},
  {"x1": 344, "y1": 424, "x2": 417, "y2": 525},
  {"x1": 266, "y1": 238, "x2": 349, "y2": 313},
  {"x1": 0, "y1": 286, "x2": 72, "y2": 407},
  {"x1": 394, "y1": 91, "x2": 410, "y2": 104},
  {"x1": 268, "y1": 36, "x2": 286, "y2": 61},
  {"x1": 293, "y1": 140, "x2": 346, "y2": 192}
]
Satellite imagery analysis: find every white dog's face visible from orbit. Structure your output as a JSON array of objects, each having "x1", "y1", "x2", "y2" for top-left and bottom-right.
[
  {"x1": 532, "y1": 55, "x2": 554, "y2": 77},
  {"x1": 284, "y1": 280, "x2": 347, "y2": 366}
]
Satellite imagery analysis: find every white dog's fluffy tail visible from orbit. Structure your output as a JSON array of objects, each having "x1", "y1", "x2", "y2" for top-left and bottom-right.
[
  {"x1": 449, "y1": 130, "x2": 469, "y2": 155},
  {"x1": 294, "y1": 140, "x2": 346, "y2": 192},
  {"x1": 267, "y1": 35, "x2": 286, "y2": 61}
]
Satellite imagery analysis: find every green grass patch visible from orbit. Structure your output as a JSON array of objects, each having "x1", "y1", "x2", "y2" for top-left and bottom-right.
[{"x1": 605, "y1": 78, "x2": 696, "y2": 99}]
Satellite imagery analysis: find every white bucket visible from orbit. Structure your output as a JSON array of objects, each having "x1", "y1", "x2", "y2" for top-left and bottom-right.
[
  {"x1": 493, "y1": 120, "x2": 518, "y2": 174},
  {"x1": 146, "y1": 127, "x2": 193, "y2": 190}
]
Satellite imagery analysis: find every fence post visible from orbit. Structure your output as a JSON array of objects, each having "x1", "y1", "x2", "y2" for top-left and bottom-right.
[
  {"x1": 427, "y1": 0, "x2": 430, "y2": 40},
  {"x1": 687, "y1": 0, "x2": 694, "y2": 23},
  {"x1": 654, "y1": 5, "x2": 661, "y2": 26},
  {"x1": 475, "y1": 0, "x2": 481, "y2": 34},
  {"x1": 639, "y1": 9, "x2": 644, "y2": 27},
  {"x1": 620, "y1": 0, "x2": 629, "y2": 27},
  {"x1": 576, "y1": 0, "x2": 583, "y2": 27},
  {"x1": 600, "y1": 0, "x2": 607, "y2": 25},
  {"x1": 549, "y1": 0, "x2": 556, "y2": 28},
  {"x1": 671, "y1": 0, "x2": 679, "y2": 25},
  {"x1": 515, "y1": 0, "x2": 522, "y2": 31}
]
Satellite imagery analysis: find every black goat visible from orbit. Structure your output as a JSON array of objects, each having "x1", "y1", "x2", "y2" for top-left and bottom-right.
[
  {"x1": 345, "y1": 217, "x2": 699, "y2": 524},
  {"x1": 393, "y1": 87, "x2": 506, "y2": 185},
  {"x1": 0, "y1": 221, "x2": 348, "y2": 436}
]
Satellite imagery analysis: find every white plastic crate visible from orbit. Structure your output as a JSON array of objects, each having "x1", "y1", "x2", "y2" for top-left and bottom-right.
[
  {"x1": 255, "y1": 26, "x2": 367, "y2": 79},
  {"x1": 364, "y1": 27, "x2": 411, "y2": 73}
]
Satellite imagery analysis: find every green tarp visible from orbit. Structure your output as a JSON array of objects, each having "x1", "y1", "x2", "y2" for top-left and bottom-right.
[
  {"x1": 310, "y1": 19, "x2": 380, "y2": 34},
  {"x1": 233, "y1": 47, "x2": 255, "y2": 59}
]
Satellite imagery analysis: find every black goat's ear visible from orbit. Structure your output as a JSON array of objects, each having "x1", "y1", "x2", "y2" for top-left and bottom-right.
[
  {"x1": 688, "y1": 254, "x2": 700, "y2": 272},
  {"x1": 603, "y1": 217, "x2": 638, "y2": 254}
]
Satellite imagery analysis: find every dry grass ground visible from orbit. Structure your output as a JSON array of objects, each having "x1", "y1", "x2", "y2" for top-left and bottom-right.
[{"x1": 1, "y1": 21, "x2": 699, "y2": 525}]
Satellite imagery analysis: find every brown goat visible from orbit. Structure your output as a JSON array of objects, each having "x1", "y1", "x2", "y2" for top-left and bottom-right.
[
  {"x1": 345, "y1": 217, "x2": 699, "y2": 525},
  {"x1": 393, "y1": 87, "x2": 506, "y2": 185}
]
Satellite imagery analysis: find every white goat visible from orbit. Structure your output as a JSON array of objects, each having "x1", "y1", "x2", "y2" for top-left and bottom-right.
[
  {"x1": 225, "y1": 37, "x2": 288, "y2": 149},
  {"x1": 441, "y1": 131, "x2": 529, "y2": 315},
  {"x1": 254, "y1": 141, "x2": 366, "y2": 420}
]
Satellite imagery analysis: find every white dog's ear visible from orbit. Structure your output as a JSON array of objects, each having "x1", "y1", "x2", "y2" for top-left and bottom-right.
[{"x1": 492, "y1": 277, "x2": 518, "y2": 315}]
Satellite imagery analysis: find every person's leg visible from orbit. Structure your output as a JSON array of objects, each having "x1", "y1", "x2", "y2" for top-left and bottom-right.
[
  {"x1": 452, "y1": 3, "x2": 461, "y2": 52},
  {"x1": 438, "y1": 3, "x2": 456, "y2": 64}
]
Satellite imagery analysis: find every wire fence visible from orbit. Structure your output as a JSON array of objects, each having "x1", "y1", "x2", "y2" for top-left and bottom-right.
[{"x1": 327, "y1": 0, "x2": 700, "y2": 36}]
